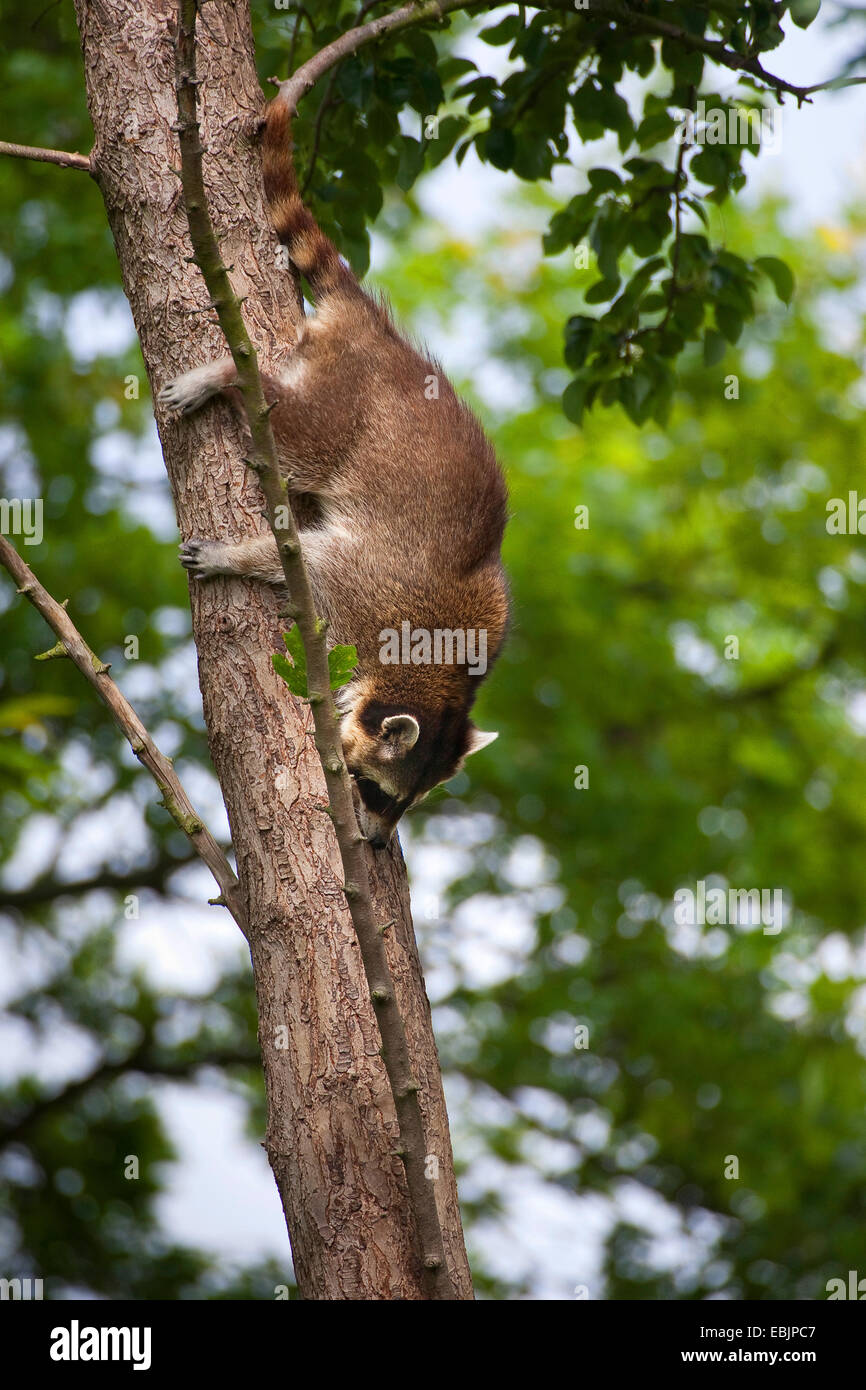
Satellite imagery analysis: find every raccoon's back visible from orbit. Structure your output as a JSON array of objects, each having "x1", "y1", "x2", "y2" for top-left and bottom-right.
[{"x1": 344, "y1": 343, "x2": 507, "y2": 574}]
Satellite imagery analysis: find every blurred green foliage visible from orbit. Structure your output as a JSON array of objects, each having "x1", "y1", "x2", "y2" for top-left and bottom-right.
[
  {"x1": 383, "y1": 188, "x2": 866, "y2": 1298},
  {"x1": 1, "y1": 0, "x2": 865, "y2": 1301}
]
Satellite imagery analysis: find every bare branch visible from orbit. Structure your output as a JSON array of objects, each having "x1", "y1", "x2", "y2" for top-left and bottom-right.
[
  {"x1": 0, "y1": 536, "x2": 248, "y2": 936},
  {"x1": 0, "y1": 139, "x2": 92, "y2": 172},
  {"x1": 174, "y1": 0, "x2": 454, "y2": 1299}
]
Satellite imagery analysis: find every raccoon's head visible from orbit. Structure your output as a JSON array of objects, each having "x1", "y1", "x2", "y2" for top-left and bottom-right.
[{"x1": 340, "y1": 696, "x2": 497, "y2": 847}]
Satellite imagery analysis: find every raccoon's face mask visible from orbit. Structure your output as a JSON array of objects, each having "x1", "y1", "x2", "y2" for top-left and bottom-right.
[{"x1": 341, "y1": 706, "x2": 497, "y2": 848}]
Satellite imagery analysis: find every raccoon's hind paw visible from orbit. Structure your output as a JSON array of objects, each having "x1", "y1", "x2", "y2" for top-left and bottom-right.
[{"x1": 179, "y1": 538, "x2": 227, "y2": 580}]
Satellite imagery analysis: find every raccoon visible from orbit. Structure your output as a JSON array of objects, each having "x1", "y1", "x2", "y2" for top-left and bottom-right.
[{"x1": 159, "y1": 99, "x2": 509, "y2": 847}]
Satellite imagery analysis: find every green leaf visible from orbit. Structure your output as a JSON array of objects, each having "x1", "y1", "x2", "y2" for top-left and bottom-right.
[
  {"x1": 400, "y1": 28, "x2": 439, "y2": 65},
  {"x1": 683, "y1": 195, "x2": 709, "y2": 228},
  {"x1": 691, "y1": 149, "x2": 730, "y2": 188},
  {"x1": 512, "y1": 133, "x2": 556, "y2": 181},
  {"x1": 660, "y1": 39, "x2": 703, "y2": 87},
  {"x1": 630, "y1": 220, "x2": 665, "y2": 257},
  {"x1": 396, "y1": 136, "x2": 425, "y2": 191},
  {"x1": 564, "y1": 315, "x2": 596, "y2": 370},
  {"x1": 342, "y1": 232, "x2": 371, "y2": 277},
  {"x1": 484, "y1": 126, "x2": 516, "y2": 171},
  {"x1": 562, "y1": 377, "x2": 588, "y2": 425},
  {"x1": 620, "y1": 368, "x2": 655, "y2": 424},
  {"x1": 587, "y1": 167, "x2": 622, "y2": 194},
  {"x1": 703, "y1": 328, "x2": 727, "y2": 366},
  {"x1": 412, "y1": 64, "x2": 445, "y2": 115},
  {"x1": 328, "y1": 644, "x2": 358, "y2": 691},
  {"x1": 336, "y1": 56, "x2": 374, "y2": 110},
  {"x1": 715, "y1": 302, "x2": 744, "y2": 343},
  {"x1": 365, "y1": 100, "x2": 400, "y2": 145},
  {"x1": 439, "y1": 56, "x2": 477, "y2": 81},
  {"x1": 426, "y1": 115, "x2": 469, "y2": 169},
  {"x1": 594, "y1": 84, "x2": 635, "y2": 152},
  {"x1": 755, "y1": 255, "x2": 795, "y2": 305},
  {"x1": 571, "y1": 81, "x2": 607, "y2": 142},
  {"x1": 543, "y1": 210, "x2": 576, "y2": 256},
  {"x1": 590, "y1": 202, "x2": 626, "y2": 280},
  {"x1": 479, "y1": 13, "x2": 522, "y2": 46},
  {"x1": 636, "y1": 111, "x2": 676, "y2": 150},
  {"x1": 671, "y1": 291, "x2": 704, "y2": 336},
  {"x1": 454, "y1": 75, "x2": 497, "y2": 112},
  {"x1": 273, "y1": 628, "x2": 308, "y2": 698},
  {"x1": 585, "y1": 277, "x2": 619, "y2": 304},
  {"x1": 455, "y1": 137, "x2": 473, "y2": 167}
]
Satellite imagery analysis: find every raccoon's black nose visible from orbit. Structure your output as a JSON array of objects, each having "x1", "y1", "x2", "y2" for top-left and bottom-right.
[{"x1": 367, "y1": 830, "x2": 389, "y2": 850}]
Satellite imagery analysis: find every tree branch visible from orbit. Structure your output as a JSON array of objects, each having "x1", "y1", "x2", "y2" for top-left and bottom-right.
[
  {"x1": 0, "y1": 1043, "x2": 261, "y2": 1149},
  {"x1": 276, "y1": 0, "x2": 491, "y2": 112},
  {"x1": 276, "y1": 0, "x2": 830, "y2": 117},
  {"x1": 0, "y1": 536, "x2": 248, "y2": 935},
  {"x1": 0, "y1": 139, "x2": 92, "y2": 172},
  {"x1": 0, "y1": 852, "x2": 199, "y2": 914},
  {"x1": 578, "y1": 3, "x2": 829, "y2": 105},
  {"x1": 174, "y1": 0, "x2": 454, "y2": 1299}
]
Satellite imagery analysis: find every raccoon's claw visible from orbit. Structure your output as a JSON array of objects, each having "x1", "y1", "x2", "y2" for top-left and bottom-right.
[{"x1": 179, "y1": 538, "x2": 225, "y2": 580}]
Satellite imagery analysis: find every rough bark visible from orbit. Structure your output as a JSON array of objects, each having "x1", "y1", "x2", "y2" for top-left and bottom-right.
[{"x1": 72, "y1": 0, "x2": 472, "y2": 1300}]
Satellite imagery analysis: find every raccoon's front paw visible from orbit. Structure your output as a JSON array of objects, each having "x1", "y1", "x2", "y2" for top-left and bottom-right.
[
  {"x1": 179, "y1": 538, "x2": 228, "y2": 581},
  {"x1": 158, "y1": 366, "x2": 219, "y2": 415}
]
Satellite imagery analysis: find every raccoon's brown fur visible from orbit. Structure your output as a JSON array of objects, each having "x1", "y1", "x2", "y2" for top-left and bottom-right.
[{"x1": 159, "y1": 99, "x2": 509, "y2": 846}]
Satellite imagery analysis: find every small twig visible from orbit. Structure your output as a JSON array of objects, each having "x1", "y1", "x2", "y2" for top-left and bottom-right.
[
  {"x1": 658, "y1": 85, "x2": 694, "y2": 334},
  {"x1": 286, "y1": 4, "x2": 311, "y2": 74},
  {"x1": 300, "y1": 69, "x2": 341, "y2": 199},
  {"x1": 0, "y1": 535, "x2": 248, "y2": 936},
  {"x1": 0, "y1": 140, "x2": 92, "y2": 172},
  {"x1": 30, "y1": 0, "x2": 64, "y2": 29}
]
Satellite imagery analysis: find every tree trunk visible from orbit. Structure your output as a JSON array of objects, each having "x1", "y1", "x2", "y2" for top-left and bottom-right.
[{"x1": 72, "y1": 0, "x2": 472, "y2": 1301}]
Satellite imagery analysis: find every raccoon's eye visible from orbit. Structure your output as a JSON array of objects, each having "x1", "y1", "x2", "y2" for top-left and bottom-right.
[{"x1": 354, "y1": 776, "x2": 395, "y2": 816}]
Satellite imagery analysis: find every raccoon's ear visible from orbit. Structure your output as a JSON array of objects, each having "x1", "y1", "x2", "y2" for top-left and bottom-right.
[
  {"x1": 381, "y1": 713, "x2": 420, "y2": 751},
  {"x1": 465, "y1": 727, "x2": 498, "y2": 756}
]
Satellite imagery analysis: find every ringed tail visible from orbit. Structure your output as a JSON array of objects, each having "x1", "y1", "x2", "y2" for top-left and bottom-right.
[{"x1": 262, "y1": 100, "x2": 358, "y2": 299}]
